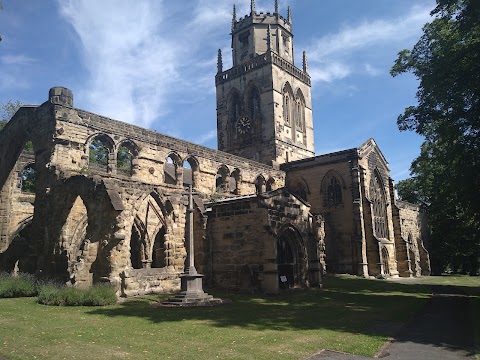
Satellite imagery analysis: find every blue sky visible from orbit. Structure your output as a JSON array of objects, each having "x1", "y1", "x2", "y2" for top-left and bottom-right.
[{"x1": 0, "y1": 0, "x2": 436, "y2": 181}]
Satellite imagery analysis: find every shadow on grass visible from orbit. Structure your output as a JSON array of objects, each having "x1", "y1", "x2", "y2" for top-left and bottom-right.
[{"x1": 87, "y1": 276, "x2": 476, "y2": 357}]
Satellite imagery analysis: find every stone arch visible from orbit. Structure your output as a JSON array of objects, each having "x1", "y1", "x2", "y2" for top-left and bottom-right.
[
  {"x1": 129, "y1": 191, "x2": 171, "y2": 270},
  {"x1": 266, "y1": 177, "x2": 275, "y2": 192},
  {"x1": 228, "y1": 88, "x2": 243, "y2": 123},
  {"x1": 229, "y1": 168, "x2": 241, "y2": 195},
  {"x1": 245, "y1": 82, "x2": 262, "y2": 120},
  {"x1": 282, "y1": 82, "x2": 294, "y2": 127},
  {"x1": 288, "y1": 177, "x2": 309, "y2": 202},
  {"x1": 276, "y1": 225, "x2": 307, "y2": 289},
  {"x1": 0, "y1": 217, "x2": 35, "y2": 273},
  {"x1": 87, "y1": 133, "x2": 114, "y2": 173},
  {"x1": 116, "y1": 140, "x2": 139, "y2": 176},
  {"x1": 19, "y1": 163, "x2": 36, "y2": 193},
  {"x1": 216, "y1": 165, "x2": 230, "y2": 193},
  {"x1": 381, "y1": 246, "x2": 390, "y2": 276},
  {"x1": 255, "y1": 175, "x2": 266, "y2": 194},
  {"x1": 183, "y1": 156, "x2": 199, "y2": 187},
  {"x1": 294, "y1": 89, "x2": 306, "y2": 137},
  {"x1": 164, "y1": 152, "x2": 182, "y2": 185},
  {"x1": 321, "y1": 171, "x2": 345, "y2": 208}
]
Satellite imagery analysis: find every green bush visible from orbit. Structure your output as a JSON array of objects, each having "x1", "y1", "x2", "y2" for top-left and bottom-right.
[
  {"x1": 0, "y1": 272, "x2": 38, "y2": 298},
  {"x1": 38, "y1": 283, "x2": 117, "y2": 306}
]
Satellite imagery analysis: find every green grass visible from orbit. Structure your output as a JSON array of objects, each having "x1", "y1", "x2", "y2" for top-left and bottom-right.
[
  {"x1": 0, "y1": 272, "x2": 37, "y2": 298},
  {"x1": 0, "y1": 275, "x2": 433, "y2": 360}
]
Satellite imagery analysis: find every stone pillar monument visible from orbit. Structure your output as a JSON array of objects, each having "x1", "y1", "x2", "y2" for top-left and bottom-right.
[{"x1": 163, "y1": 186, "x2": 218, "y2": 305}]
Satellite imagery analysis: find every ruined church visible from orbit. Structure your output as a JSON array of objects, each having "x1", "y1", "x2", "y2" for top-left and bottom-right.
[{"x1": 0, "y1": 2, "x2": 430, "y2": 296}]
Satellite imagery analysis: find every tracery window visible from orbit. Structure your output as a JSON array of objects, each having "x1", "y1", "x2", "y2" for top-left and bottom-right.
[
  {"x1": 370, "y1": 173, "x2": 389, "y2": 239},
  {"x1": 327, "y1": 177, "x2": 342, "y2": 207}
]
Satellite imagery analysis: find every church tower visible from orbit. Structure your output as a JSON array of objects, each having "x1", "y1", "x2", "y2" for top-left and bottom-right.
[{"x1": 215, "y1": 1, "x2": 315, "y2": 166}]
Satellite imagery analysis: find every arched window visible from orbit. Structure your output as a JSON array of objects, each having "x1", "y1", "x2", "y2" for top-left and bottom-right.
[
  {"x1": 88, "y1": 135, "x2": 112, "y2": 172},
  {"x1": 20, "y1": 164, "x2": 36, "y2": 193},
  {"x1": 216, "y1": 165, "x2": 230, "y2": 193},
  {"x1": 255, "y1": 175, "x2": 266, "y2": 194},
  {"x1": 229, "y1": 90, "x2": 242, "y2": 123},
  {"x1": 327, "y1": 177, "x2": 342, "y2": 207},
  {"x1": 116, "y1": 143, "x2": 136, "y2": 176},
  {"x1": 381, "y1": 247, "x2": 390, "y2": 275},
  {"x1": 290, "y1": 182, "x2": 307, "y2": 202},
  {"x1": 164, "y1": 154, "x2": 181, "y2": 185},
  {"x1": 370, "y1": 173, "x2": 389, "y2": 239},
  {"x1": 230, "y1": 169, "x2": 241, "y2": 195},
  {"x1": 283, "y1": 83, "x2": 294, "y2": 126},
  {"x1": 152, "y1": 227, "x2": 166, "y2": 268},
  {"x1": 295, "y1": 90, "x2": 306, "y2": 133},
  {"x1": 183, "y1": 157, "x2": 199, "y2": 187},
  {"x1": 266, "y1": 177, "x2": 275, "y2": 192},
  {"x1": 247, "y1": 85, "x2": 261, "y2": 119}
]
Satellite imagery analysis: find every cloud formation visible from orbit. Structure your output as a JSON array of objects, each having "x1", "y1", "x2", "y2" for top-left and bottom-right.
[{"x1": 306, "y1": 4, "x2": 433, "y2": 84}]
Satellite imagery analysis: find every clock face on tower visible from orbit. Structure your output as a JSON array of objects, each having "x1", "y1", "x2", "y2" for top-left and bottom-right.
[{"x1": 236, "y1": 116, "x2": 252, "y2": 134}]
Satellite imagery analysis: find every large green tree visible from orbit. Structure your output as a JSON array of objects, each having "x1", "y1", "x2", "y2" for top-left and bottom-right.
[{"x1": 392, "y1": 0, "x2": 480, "y2": 274}]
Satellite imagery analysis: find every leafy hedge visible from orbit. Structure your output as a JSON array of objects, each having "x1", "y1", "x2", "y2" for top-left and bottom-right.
[
  {"x1": 38, "y1": 283, "x2": 117, "y2": 306},
  {"x1": 0, "y1": 272, "x2": 37, "y2": 298}
]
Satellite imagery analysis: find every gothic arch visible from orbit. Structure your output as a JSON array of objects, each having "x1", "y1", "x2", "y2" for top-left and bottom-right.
[
  {"x1": 266, "y1": 177, "x2": 275, "y2": 191},
  {"x1": 86, "y1": 133, "x2": 115, "y2": 172},
  {"x1": 183, "y1": 156, "x2": 200, "y2": 187},
  {"x1": 294, "y1": 89, "x2": 306, "y2": 134},
  {"x1": 129, "y1": 191, "x2": 171, "y2": 269},
  {"x1": 244, "y1": 82, "x2": 262, "y2": 120},
  {"x1": 369, "y1": 169, "x2": 389, "y2": 239},
  {"x1": 164, "y1": 152, "x2": 182, "y2": 185},
  {"x1": 227, "y1": 88, "x2": 243, "y2": 123},
  {"x1": 216, "y1": 165, "x2": 231, "y2": 193},
  {"x1": 320, "y1": 171, "x2": 345, "y2": 208},
  {"x1": 282, "y1": 82, "x2": 294, "y2": 126},
  {"x1": 276, "y1": 225, "x2": 307, "y2": 289},
  {"x1": 230, "y1": 168, "x2": 241, "y2": 195},
  {"x1": 115, "y1": 140, "x2": 139, "y2": 176},
  {"x1": 255, "y1": 174, "x2": 266, "y2": 194},
  {"x1": 287, "y1": 177, "x2": 310, "y2": 202}
]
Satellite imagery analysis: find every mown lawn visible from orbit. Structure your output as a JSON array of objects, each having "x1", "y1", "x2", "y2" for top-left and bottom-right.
[{"x1": 0, "y1": 275, "x2": 439, "y2": 360}]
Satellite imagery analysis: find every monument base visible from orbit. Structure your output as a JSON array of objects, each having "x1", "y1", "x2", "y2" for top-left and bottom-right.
[{"x1": 162, "y1": 272, "x2": 222, "y2": 306}]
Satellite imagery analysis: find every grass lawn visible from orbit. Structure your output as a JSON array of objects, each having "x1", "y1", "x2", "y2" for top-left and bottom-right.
[{"x1": 0, "y1": 275, "x2": 438, "y2": 360}]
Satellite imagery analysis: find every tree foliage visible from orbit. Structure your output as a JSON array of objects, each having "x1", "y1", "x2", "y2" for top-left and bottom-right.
[
  {"x1": 392, "y1": 0, "x2": 480, "y2": 274},
  {"x1": 1, "y1": 100, "x2": 23, "y2": 131}
]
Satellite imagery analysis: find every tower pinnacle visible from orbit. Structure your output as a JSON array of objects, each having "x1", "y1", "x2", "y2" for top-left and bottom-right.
[
  {"x1": 274, "y1": 0, "x2": 279, "y2": 14},
  {"x1": 287, "y1": 6, "x2": 292, "y2": 23},
  {"x1": 267, "y1": 25, "x2": 272, "y2": 50},
  {"x1": 217, "y1": 49, "x2": 223, "y2": 74},
  {"x1": 303, "y1": 51, "x2": 308, "y2": 73},
  {"x1": 251, "y1": 0, "x2": 255, "y2": 15},
  {"x1": 232, "y1": 4, "x2": 237, "y2": 32}
]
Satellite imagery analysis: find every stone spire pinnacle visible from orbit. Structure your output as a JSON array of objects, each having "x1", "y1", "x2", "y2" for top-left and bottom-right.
[
  {"x1": 287, "y1": 6, "x2": 292, "y2": 23},
  {"x1": 303, "y1": 51, "x2": 308, "y2": 73},
  {"x1": 267, "y1": 25, "x2": 272, "y2": 50},
  {"x1": 251, "y1": 0, "x2": 255, "y2": 15},
  {"x1": 232, "y1": 4, "x2": 237, "y2": 32},
  {"x1": 274, "y1": 0, "x2": 279, "y2": 14},
  {"x1": 217, "y1": 49, "x2": 223, "y2": 74}
]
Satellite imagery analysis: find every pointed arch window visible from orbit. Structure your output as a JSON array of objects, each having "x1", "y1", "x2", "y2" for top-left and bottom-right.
[
  {"x1": 370, "y1": 173, "x2": 389, "y2": 239},
  {"x1": 327, "y1": 177, "x2": 342, "y2": 207},
  {"x1": 247, "y1": 86, "x2": 261, "y2": 120},
  {"x1": 283, "y1": 84, "x2": 293, "y2": 126},
  {"x1": 116, "y1": 141, "x2": 138, "y2": 176},
  {"x1": 88, "y1": 135, "x2": 113, "y2": 172},
  {"x1": 229, "y1": 91, "x2": 242, "y2": 123}
]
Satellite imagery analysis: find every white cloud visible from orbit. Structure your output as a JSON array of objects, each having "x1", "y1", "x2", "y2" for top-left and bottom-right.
[
  {"x1": 309, "y1": 63, "x2": 351, "y2": 83},
  {"x1": 306, "y1": 4, "x2": 433, "y2": 84},
  {"x1": 194, "y1": 129, "x2": 217, "y2": 145},
  {"x1": 1, "y1": 54, "x2": 36, "y2": 65}
]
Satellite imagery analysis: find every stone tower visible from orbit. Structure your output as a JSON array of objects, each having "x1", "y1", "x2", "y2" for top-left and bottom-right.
[{"x1": 215, "y1": 1, "x2": 315, "y2": 167}]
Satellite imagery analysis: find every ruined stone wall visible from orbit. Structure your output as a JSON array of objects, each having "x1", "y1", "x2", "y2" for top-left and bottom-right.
[{"x1": 397, "y1": 201, "x2": 431, "y2": 276}]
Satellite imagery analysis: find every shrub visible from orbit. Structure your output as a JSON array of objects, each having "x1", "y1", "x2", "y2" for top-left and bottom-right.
[
  {"x1": 38, "y1": 283, "x2": 117, "y2": 306},
  {"x1": 0, "y1": 272, "x2": 37, "y2": 298}
]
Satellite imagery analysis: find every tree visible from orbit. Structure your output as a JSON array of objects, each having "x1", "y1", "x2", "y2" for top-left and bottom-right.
[
  {"x1": 392, "y1": 0, "x2": 480, "y2": 274},
  {"x1": 1, "y1": 100, "x2": 23, "y2": 131}
]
